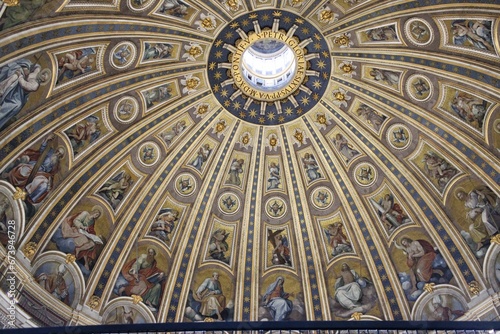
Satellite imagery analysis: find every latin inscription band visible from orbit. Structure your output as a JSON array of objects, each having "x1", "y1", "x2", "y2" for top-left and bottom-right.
[{"x1": 231, "y1": 31, "x2": 306, "y2": 102}]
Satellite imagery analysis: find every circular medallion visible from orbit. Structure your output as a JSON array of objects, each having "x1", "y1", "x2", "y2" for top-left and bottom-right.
[
  {"x1": 127, "y1": 0, "x2": 155, "y2": 12},
  {"x1": 137, "y1": 142, "x2": 160, "y2": 166},
  {"x1": 175, "y1": 173, "x2": 196, "y2": 197},
  {"x1": 114, "y1": 96, "x2": 139, "y2": 124},
  {"x1": 235, "y1": 32, "x2": 306, "y2": 101},
  {"x1": 404, "y1": 18, "x2": 433, "y2": 46},
  {"x1": 218, "y1": 192, "x2": 240, "y2": 215},
  {"x1": 265, "y1": 196, "x2": 287, "y2": 218},
  {"x1": 353, "y1": 163, "x2": 377, "y2": 187},
  {"x1": 311, "y1": 186, "x2": 333, "y2": 210},
  {"x1": 387, "y1": 123, "x2": 411, "y2": 150},
  {"x1": 208, "y1": 10, "x2": 332, "y2": 125},
  {"x1": 109, "y1": 42, "x2": 136, "y2": 70},
  {"x1": 406, "y1": 74, "x2": 432, "y2": 102},
  {"x1": 494, "y1": 119, "x2": 500, "y2": 134}
]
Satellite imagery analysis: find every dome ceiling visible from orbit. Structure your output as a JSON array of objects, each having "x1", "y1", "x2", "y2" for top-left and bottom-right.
[{"x1": 0, "y1": 0, "x2": 499, "y2": 327}]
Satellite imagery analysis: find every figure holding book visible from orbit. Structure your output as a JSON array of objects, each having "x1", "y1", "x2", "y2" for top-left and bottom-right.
[
  {"x1": 53, "y1": 205, "x2": 104, "y2": 272},
  {"x1": 116, "y1": 248, "x2": 165, "y2": 312},
  {"x1": 194, "y1": 272, "x2": 226, "y2": 320}
]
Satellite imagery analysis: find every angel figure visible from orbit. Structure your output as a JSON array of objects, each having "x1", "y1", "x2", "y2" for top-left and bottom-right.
[
  {"x1": 324, "y1": 222, "x2": 352, "y2": 256},
  {"x1": 143, "y1": 43, "x2": 174, "y2": 60},
  {"x1": 98, "y1": 171, "x2": 133, "y2": 210},
  {"x1": 267, "y1": 162, "x2": 281, "y2": 190},
  {"x1": 148, "y1": 208, "x2": 178, "y2": 243},
  {"x1": 334, "y1": 133, "x2": 360, "y2": 162},
  {"x1": 357, "y1": 166, "x2": 373, "y2": 182},
  {"x1": 315, "y1": 191, "x2": 329, "y2": 207},
  {"x1": 369, "y1": 68, "x2": 400, "y2": 87},
  {"x1": 57, "y1": 48, "x2": 96, "y2": 83},
  {"x1": 356, "y1": 104, "x2": 386, "y2": 131},
  {"x1": 221, "y1": 195, "x2": 236, "y2": 210},
  {"x1": 178, "y1": 177, "x2": 192, "y2": 193},
  {"x1": 411, "y1": 22, "x2": 429, "y2": 40},
  {"x1": 371, "y1": 194, "x2": 411, "y2": 232},
  {"x1": 274, "y1": 234, "x2": 291, "y2": 266},
  {"x1": 65, "y1": 115, "x2": 101, "y2": 155},
  {"x1": 413, "y1": 79, "x2": 430, "y2": 96},
  {"x1": 113, "y1": 45, "x2": 131, "y2": 65},
  {"x1": 268, "y1": 200, "x2": 283, "y2": 217},
  {"x1": 118, "y1": 100, "x2": 134, "y2": 117},
  {"x1": 302, "y1": 153, "x2": 321, "y2": 181},
  {"x1": 159, "y1": 0, "x2": 190, "y2": 17},
  {"x1": 190, "y1": 144, "x2": 211, "y2": 171},
  {"x1": 422, "y1": 151, "x2": 457, "y2": 189},
  {"x1": 393, "y1": 127, "x2": 408, "y2": 144},
  {"x1": 208, "y1": 229, "x2": 230, "y2": 263},
  {"x1": 161, "y1": 120, "x2": 187, "y2": 147},
  {"x1": 142, "y1": 146, "x2": 155, "y2": 162}
]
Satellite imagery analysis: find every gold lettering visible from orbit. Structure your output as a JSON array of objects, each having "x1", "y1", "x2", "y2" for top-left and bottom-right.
[{"x1": 227, "y1": 30, "x2": 310, "y2": 102}]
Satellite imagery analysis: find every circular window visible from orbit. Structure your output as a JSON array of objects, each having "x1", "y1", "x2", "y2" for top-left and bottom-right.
[
  {"x1": 207, "y1": 9, "x2": 332, "y2": 125},
  {"x1": 241, "y1": 39, "x2": 296, "y2": 90}
]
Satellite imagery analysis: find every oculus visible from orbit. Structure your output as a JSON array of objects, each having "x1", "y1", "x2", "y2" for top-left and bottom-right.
[
  {"x1": 208, "y1": 10, "x2": 332, "y2": 125},
  {"x1": 241, "y1": 39, "x2": 297, "y2": 90}
]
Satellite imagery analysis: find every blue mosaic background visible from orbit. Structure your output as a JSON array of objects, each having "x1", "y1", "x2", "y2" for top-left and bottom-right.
[
  {"x1": 241, "y1": 127, "x2": 262, "y2": 321},
  {"x1": 165, "y1": 120, "x2": 241, "y2": 321},
  {"x1": 331, "y1": 78, "x2": 499, "y2": 185},
  {"x1": 303, "y1": 117, "x2": 404, "y2": 320},
  {"x1": 281, "y1": 126, "x2": 324, "y2": 320}
]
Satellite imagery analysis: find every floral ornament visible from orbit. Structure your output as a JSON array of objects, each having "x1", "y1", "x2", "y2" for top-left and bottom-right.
[
  {"x1": 87, "y1": 295, "x2": 101, "y2": 310},
  {"x1": 468, "y1": 281, "x2": 480, "y2": 295},
  {"x1": 22, "y1": 241, "x2": 37, "y2": 260},
  {"x1": 333, "y1": 33, "x2": 353, "y2": 48},
  {"x1": 289, "y1": 0, "x2": 304, "y2": 7},
  {"x1": 313, "y1": 189, "x2": 331, "y2": 208},
  {"x1": 317, "y1": 6, "x2": 338, "y2": 23},
  {"x1": 195, "y1": 13, "x2": 217, "y2": 32},
  {"x1": 238, "y1": 132, "x2": 253, "y2": 149},
  {"x1": 131, "y1": 295, "x2": 143, "y2": 304},
  {"x1": 423, "y1": 283, "x2": 435, "y2": 293},
  {"x1": 213, "y1": 119, "x2": 227, "y2": 138},
  {"x1": 292, "y1": 128, "x2": 307, "y2": 147},
  {"x1": 332, "y1": 87, "x2": 351, "y2": 108},
  {"x1": 65, "y1": 254, "x2": 76, "y2": 264},
  {"x1": 338, "y1": 60, "x2": 357, "y2": 78},
  {"x1": 266, "y1": 133, "x2": 280, "y2": 151},
  {"x1": 181, "y1": 74, "x2": 200, "y2": 95},
  {"x1": 222, "y1": 0, "x2": 241, "y2": 11},
  {"x1": 13, "y1": 187, "x2": 27, "y2": 200},
  {"x1": 194, "y1": 102, "x2": 210, "y2": 118},
  {"x1": 182, "y1": 43, "x2": 203, "y2": 62},
  {"x1": 314, "y1": 112, "x2": 331, "y2": 130}
]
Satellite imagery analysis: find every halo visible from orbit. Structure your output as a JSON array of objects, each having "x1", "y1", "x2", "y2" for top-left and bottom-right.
[
  {"x1": 38, "y1": 68, "x2": 52, "y2": 85},
  {"x1": 91, "y1": 205, "x2": 104, "y2": 216},
  {"x1": 454, "y1": 187, "x2": 467, "y2": 200}
]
